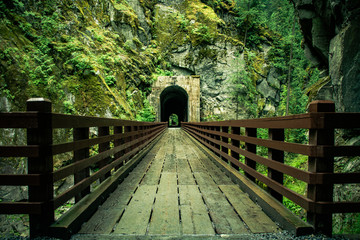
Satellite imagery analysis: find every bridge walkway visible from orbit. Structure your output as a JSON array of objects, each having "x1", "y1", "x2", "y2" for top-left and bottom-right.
[{"x1": 76, "y1": 128, "x2": 280, "y2": 237}]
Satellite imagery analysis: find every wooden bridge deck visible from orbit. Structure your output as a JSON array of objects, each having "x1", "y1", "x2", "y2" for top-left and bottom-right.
[{"x1": 76, "y1": 128, "x2": 280, "y2": 237}]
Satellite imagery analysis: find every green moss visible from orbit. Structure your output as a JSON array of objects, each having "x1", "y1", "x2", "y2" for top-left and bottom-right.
[
  {"x1": 197, "y1": 47, "x2": 218, "y2": 63},
  {"x1": 112, "y1": 0, "x2": 139, "y2": 29},
  {"x1": 0, "y1": 0, "x2": 160, "y2": 119},
  {"x1": 200, "y1": 0, "x2": 236, "y2": 12}
]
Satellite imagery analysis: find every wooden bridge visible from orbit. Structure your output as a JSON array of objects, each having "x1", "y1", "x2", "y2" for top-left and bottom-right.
[{"x1": 1, "y1": 98, "x2": 360, "y2": 239}]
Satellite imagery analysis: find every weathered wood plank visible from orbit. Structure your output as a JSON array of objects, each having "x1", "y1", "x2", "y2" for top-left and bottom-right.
[
  {"x1": 148, "y1": 172, "x2": 180, "y2": 235},
  {"x1": 177, "y1": 158, "x2": 196, "y2": 185},
  {"x1": 179, "y1": 185, "x2": 215, "y2": 234},
  {"x1": 131, "y1": 154, "x2": 155, "y2": 174},
  {"x1": 140, "y1": 152, "x2": 164, "y2": 185},
  {"x1": 99, "y1": 181, "x2": 137, "y2": 209},
  {"x1": 194, "y1": 172, "x2": 248, "y2": 234},
  {"x1": 163, "y1": 153, "x2": 176, "y2": 172},
  {"x1": 219, "y1": 185, "x2": 280, "y2": 233},
  {"x1": 184, "y1": 129, "x2": 313, "y2": 235},
  {"x1": 197, "y1": 152, "x2": 234, "y2": 185},
  {"x1": 113, "y1": 185, "x2": 157, "y2": 234},
  {"x1": 78, "y1": 208, "x2": 123, "y2": 234},
  {"x1": 187, "y1": 153, "x2": 206, "y2": 173}
]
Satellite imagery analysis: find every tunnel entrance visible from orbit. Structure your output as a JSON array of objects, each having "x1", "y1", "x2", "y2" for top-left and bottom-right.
[
  {"x1": 160, "y1": 85, "x2": 188, "y2": 126},
  {"x1": 149, "y1": 76, "x2": 200, "y2": 122},
  {"x1": 169, "y1": 114, "x2": 179, "y2": 127}
]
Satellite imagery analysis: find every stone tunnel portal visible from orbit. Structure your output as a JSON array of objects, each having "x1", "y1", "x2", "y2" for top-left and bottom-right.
[{"x1": 160, "y1": 85, "x2": 188, "y2": 124}]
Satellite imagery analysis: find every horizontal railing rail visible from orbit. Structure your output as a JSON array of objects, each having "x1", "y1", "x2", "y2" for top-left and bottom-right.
[
  {"x1": 0, "y1": 98, "x2": 167, "y2": 238},
  {"x1": 182, "y1": 100, "x2": 360, "y2": 236}
]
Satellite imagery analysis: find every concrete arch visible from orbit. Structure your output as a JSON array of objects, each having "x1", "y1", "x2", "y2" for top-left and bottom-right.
[
  {"x1": 149, "y1": 76, "x2": 200, "y2": 122},
  {"x1": 160, "y1": 85, "x2": 188, "y2": 123}
]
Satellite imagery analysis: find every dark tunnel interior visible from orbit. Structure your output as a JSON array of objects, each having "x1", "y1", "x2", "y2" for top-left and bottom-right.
[{"x1": 160, "y1": 86, "x2": 188, "y2": 125}]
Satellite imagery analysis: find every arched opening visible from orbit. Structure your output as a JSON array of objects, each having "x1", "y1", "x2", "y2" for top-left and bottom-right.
[
  {"x1": 169, "y1": 113, "x2": 179, "y2": 127},
  {"x1": 160, "y1": 85, "x2": 188, "y2": 126}
]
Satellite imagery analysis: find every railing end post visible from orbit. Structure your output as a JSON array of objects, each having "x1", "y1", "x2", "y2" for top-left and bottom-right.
[
  {"x1": 308, "y1": 100, "x2": 335, "y2": 113},
  {"x1": 26, "y1": 97, "x2": 54, "y2": 238},
  {"x1": 26, "y1": 98, "x2": 52, "y2": 112},
  {"x1": 307, "y1": 100, "x2": 335, "y2": 236}
]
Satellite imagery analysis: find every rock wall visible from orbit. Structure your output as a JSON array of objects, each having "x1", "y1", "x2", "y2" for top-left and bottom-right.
[
  {"x1": 292, "y1": 0, "x2": 360, "y2": 112},
  {"x1": 292, "y1": 0, "x2": 360, "y2": 233},
  {"x1": 0, "y1": 0, "x2": 284, "y2": 121},
  {"x1": 151, "y1": 1, "x2": 282, "y2": 120}
]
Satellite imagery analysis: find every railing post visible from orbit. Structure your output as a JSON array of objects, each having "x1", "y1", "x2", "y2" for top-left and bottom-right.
[
  {"x1": 221, "y1": 126, "x2": 229, "y2": 162},
  {"x1": 231, "y1": 127, "x2": 240, "y2": 170},
  {"x1": 307, "y1": 100, "x2": 335, "y2": 236},
  {"x1": 124, "y1": 126, "x2": 132, "y2": 162},
  {"x1": 114, "y1": 126, "x2": 124, "y2": 170},
  {"x1": 98, "y1": 126, "x2": 111, "y2": 181},
  {"x1": 133, "y1": 125, "x2": 139, "y2": 149},
  {"x1": 245, "y1": 127, "x2": 257, "y2": 182},
  {"x1": 26, "y1": 98, "x2": 54, "y2": 237},
  {"x1": 268, "y1": 129, "x2": 284, "y2": 202},
  {"x1": 73, "y1": 127, "x2": 90, "y2": 202},
  {"x1": 139, "y1": 125, "x2": 144, "y2": 145},
  {"x1": 214, "y1": 126, "x2": 221, "y2": 156},
  {"x1": 207, "y1": 126, "x2": 214, "y2": 146}
]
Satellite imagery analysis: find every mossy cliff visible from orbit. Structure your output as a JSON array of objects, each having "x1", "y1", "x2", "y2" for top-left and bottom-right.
[
  {"x1": 0, "y1": 0, "x2": 290, "y2": 121},
  {"x1": 0, "y1": 0, "x2": 161, "y2": 118},
  {"x1": 149, "y1": 0, "x2": 276, "y2": 120}
]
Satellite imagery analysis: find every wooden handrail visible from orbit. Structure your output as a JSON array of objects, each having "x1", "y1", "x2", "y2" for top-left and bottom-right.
[
  {"x1": 182, "y1": 100, "x2": 360, "y2": 236},
  {"x1": 0, "y1": 98, "x2": 167, "y2": 238}
]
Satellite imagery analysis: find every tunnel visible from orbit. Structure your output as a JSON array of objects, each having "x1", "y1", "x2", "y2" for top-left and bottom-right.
[{"x1": 160, "y1": 85, "x2": 188, "y2": 126}]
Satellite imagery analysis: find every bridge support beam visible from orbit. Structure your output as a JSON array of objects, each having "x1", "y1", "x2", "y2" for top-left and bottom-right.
[{"x1": 307, "y1": 100, "x2": 335, "y2": 236}]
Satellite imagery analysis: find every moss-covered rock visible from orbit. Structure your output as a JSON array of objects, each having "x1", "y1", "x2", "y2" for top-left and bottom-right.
[{"x1": 0, "y1": 0, "x2": 167, "y2": 119}]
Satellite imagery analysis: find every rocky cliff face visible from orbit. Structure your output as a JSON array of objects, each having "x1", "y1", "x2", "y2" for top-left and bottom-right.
[
  {"x1": 0, "y1": 0, "x2": 287, "y2": 121},
  {"x1": 148, "y1": 0, "x2": 284, "y2": 120},
  {"x1": 292, "y1": 0, "x2": 360, "y2": 112},
  {"x1": 292, "y1": 0, "x2": 360, "y2": 233},
  {"x1": 0, "y1": 0, "x2": 160, "y2": 118}
]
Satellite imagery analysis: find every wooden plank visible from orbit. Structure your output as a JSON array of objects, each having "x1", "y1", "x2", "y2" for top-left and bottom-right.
[
  {"x1": 196, "y1": 151, "x2": 234, "y2": 185},
  {"x1": 163, "y1": 153, "x2": 176, "y2": 172},
  {"x1": 99, "y1": 177, "x2": 138, "y2": 209},
  {"x1": 179, "y1": 185, "x2": 215, "y2": 234},
  {"x1": 175, "y1": 131, "x2": 189, "y2": 159},
  {"x1": 113, "y1": 185, "x2": 157, "y2": 234},
  {"x1": 148, "y1": 172, "x2": 180, "y2": 235},
  {"x1": 49, "y1": 131, "x2": 164, "y2": 238},
  {"x1": 0, "y1": 112, "x2": 39, "y2": 128},
  {"x1": 130, "y1": 153, "x2": 154, "y2": 174},
  {"x1": 184, "y1": 130, "x2": 313, "y2": 236},
  {"x1": 193, "y1": 172, "x2": 248, "y2": 234},
  {"x1": 78, "y1": 208, "x2": 124, "y2": 234},
  {"x1": 0, "y1": 146, "x2": 39, "y2": 157},
  {"x1": 177, "y1": 158, "x2": 196, "y2": 185},
  {"x1": 187, "y1": 152, "x2": 206, "y2": 173},
  {"x1": 140, "y1": 141, "x2": 166, "y2": 185},
  {"x1": 141, "y1": 158, "x2": 164, "y2": 185},
  {"x1": 219, "y1": 185, "x2": 279, "y2": 233},
  {"x1": 79, "y1": 134, "x2": 159, "y2": 234}
]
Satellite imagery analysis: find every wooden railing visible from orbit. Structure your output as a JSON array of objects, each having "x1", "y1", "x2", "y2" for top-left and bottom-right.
[
  {"x1": 0, "y1": 98, "x2": 167, "y2": 238},
  {"x1": 183, "y1": 100, "x2": 360, "y2": 235}
]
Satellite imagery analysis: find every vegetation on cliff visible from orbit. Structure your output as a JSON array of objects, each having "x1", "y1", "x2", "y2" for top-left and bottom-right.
[{"x1": 0, "y1": 0, "x2": 159, "y2": 119}]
